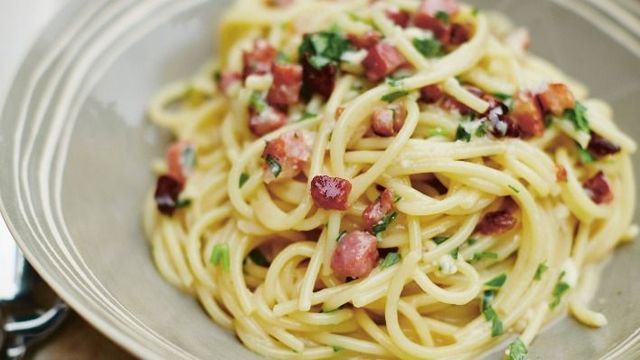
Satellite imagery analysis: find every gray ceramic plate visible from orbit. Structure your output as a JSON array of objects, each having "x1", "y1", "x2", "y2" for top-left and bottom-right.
[{"x1": 0, "y1": 0, "x2": 639, "y2": 359}]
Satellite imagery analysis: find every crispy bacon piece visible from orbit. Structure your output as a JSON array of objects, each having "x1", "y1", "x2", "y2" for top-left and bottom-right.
[
  {"x1": 537, "y1": 83, "x2": 575, "y2": 116},
  {"x1": 510, "y1": 91, "x2": 545, "y2": 138},
  {"x1": 347, "y1": 31, "x2": 381, "y2": 50},
  {"x1": 414, "y1": 0, "x2": 460, "y2": 42},
  {"x1": 154, "y1": 175, "x2": 183, "y2": 216},
  {"x1": 249, "y1": 107, "x2": 288, "y2": 136},
  {"x1": 310, "y1": 175, "x2": 352, "y2": 210},
  {"x1": 362, "y1": 42, "x2": 408, "y2": 82},
  {"x1": 440, "y1": 85, "x2": 483, "y2": 115},
  {"x1": 587, "y1": 133, "x2": 621, "y2": 158},
  {"x1": 371, "y1": 103, "x2": 407, "y2": 137},
  {"x1": 166, "y1": 141, "x2": 195, "y2": 185},
  {"x1": 556, "y1": 165, "x2": 568, "y2": 183},
  {"x1": 242, "y1": 39, "x2": 277, "y2": 79},
  {"x1": 476, "y1": 210, "x2": 518, "y2": 235},
  {"x1": 267, "y1": 63, "x2": 303, "y2": 106},
  {"x1": 419, "y1": 84, "x2": 444, "y2": 104},
  {"x1": 217, "y1": 71, "x2": 241, "y2": 95},
  {"x1": 385, "y1": 8, "x2": 411, "y2": 27},
  {"x1": 583, "y1": 171, "x2": 613, "y2": 204},
  {"x1": 449, "y1": 23, "x2": 473, "y2": 46},
  {"x1": 363, "y1": 189, "x2": 395, "y2": 231},
  {"x1": 301, "y1": 61, "x2": 337, "y2": 98},
  {"x1": 331, "y1": 230, "x2": 379, "y2": 278},
  {"x1": 262, "y1": 131, "x2": 311, "y2": 183}
]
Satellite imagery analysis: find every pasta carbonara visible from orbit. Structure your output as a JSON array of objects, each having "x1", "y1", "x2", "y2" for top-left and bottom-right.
[{"x1": 142, "y1": 0, "x2": 637, "y2": 358}]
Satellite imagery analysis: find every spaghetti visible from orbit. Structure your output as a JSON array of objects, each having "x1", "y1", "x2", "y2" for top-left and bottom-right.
[{"x1": 143, "y1": 0, "x2": 637, "y2": 358}]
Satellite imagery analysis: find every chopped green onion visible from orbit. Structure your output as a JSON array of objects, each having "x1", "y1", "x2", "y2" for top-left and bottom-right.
[
  {"x1": 471, "y1": 251, "x2": 498, "y2": 263},
  {"x1": 483, "y1": 303, "x2": 503, "y2": 337},
  {"x1": 380, "y1": 252, "x2": 401, "y2": 269},
  {"x1": 485, "y1": 273, "x2": 507, "y2": 288},
  {"x1": 428, "y1": 127, "x2": 448, "y2": 137},
  {"x1": 298, "y1": 111, "x2": 317, "y2": 122},
  {"x1": 210, "y1": 243, "x2": 230, "y2": 271},
  {"x1": 450, "y1": 247, "x2": 460, "y2": 260},
  {"x1": 332, "y1": 346, "x2": 343, "y2": 352},
  {"x1": 508, "y1": 185, "x2": 520, "y2": 194},
  {"x1": 336, "y1": 230, "x2": 347, "y2": 242},
  {"x1": 577, "y1": 144, "x2": 594, "y2": 164},
  {"x1": 249, "y1": 91, "x2": 268, "y2": 113},
  {"x1": 394, "y1": 194, "x2": 402, "y2": 203},
  {"x1": 563, "y1": 102, "x2": 589, "y2": 132},
  {"x1": 299, "y1": 31, "x2": 350, "y2": 70},
  {"x1": 175, "y1": 198, "x2": 192, "y2": 209},
  {"x1": 381, "y1": 90, "x2": 409, "y2": 103},
  {"x1": 467, "y1": 238, "x2": 478, "y2": 246},
  {"x1": 435, "y1": 10, "x2": 450, "y2": 23}
]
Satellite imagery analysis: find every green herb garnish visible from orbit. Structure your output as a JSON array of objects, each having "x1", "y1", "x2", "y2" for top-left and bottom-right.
[
  {"x1": 210, "y1": 243, "x2": 230, "y2": 271},
  {"x1": 298, "y1": 111, "x2": 317, "y2": 122},
  {"x1": 508, "y1": 185, "x2": 520, "y2": 194},
  {"x1": 485, "y1": 273, "x2": 507, "y2": 288},
  {"x1": 413, "y1": 37, "x2": 443, "y2": 58},
  {"x1": 550, "y1": 271, "x2": 570, "y2": 309},
  {"x1": 213, "y1": 71, "x2": 221, "y2": 82},
  {"x1": 534, "y1": 261, "x2": 548, "y2": 281},
  {"x1": 266, "y1": 155, "x2": 282, "y2": 178},
  {"x1": 381, "y1": 90, "x2": 409, "y2": 103},
  {"x1": 336, "y1": 230, "x2": 347, "y2": 242},
  {"x1": 577, "y1": 144, "x2": 594, "y2": 164},
  {"x1": 435, "y1": 10, "x2": 450, "y2": 23},
  {"x1": 506, "y1": 337, "x2": 528, "y2": 360},
  {"x1": 175, "y1": 198, "x2": 192, "y2": 209},
  {"x1": 493, "y1": 93, "x2": 512, "y2": 101},
  {"x1": 432, "y1": 236, "x2": 449, "y2": 245},
  {"x1": 451, "y1": 247, "x2": 460, "y2": 260},
  {"x1": 483, "y1": 303, "x2": 504, "y2": 337},
  {"x1": 380, "y1": 252, "x2": 401, "y2": 269},
  {"x1": 248, "y1": 249, "x2": 270, "y2": 267},
  {"x1": 239, "y1": 172, "x2": 250, "y2": 188},
  {"x1": 332, "y1": 346, "x2": 343, "y2": 352},
  {"x1": 428, "y1": 127, "x2": 448, "y2": 137},
  {"x1": 467, "y1": 238, "x2": 478, "y2": 246},
  {"x1": 249, "y1": 91, "x2": 268, "y2": 113},
  {"x1": 564, "y1": 102, "x2": 589, "y2": 132},
  {"x1": 372, "y1": 212, "x2": 398, "y2": 235},
  {"x1": 455, "y1": 125, "x2": 471, "y2": 142},
  {"x1": 299, "y1": 31, "x2": 350, "y2": 70},
  {"x1": 277, "y1": 50, "x2": 290, "y2": 63},
  {"x1": 471, "y1": 251, "x2": 498, "y2": 263}
]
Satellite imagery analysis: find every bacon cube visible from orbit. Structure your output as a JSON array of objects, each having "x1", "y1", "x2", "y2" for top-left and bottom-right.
[
  {"x1": 267, "y1": 63, "x2": 303, "y2": 106},
  {"x1": 242, "y1": 39, "x2": 277, "y2": 79},
  {"x1": 217, "y1": 71, "x2": 241, "y2": 95},
  {"x1": 476, "y1": 210, "x2": 517, "y2": 235},
  {"x1": 371, "y1": 104, "x2": 407, "y2": 137},
  {"x1": 583, "y1": 171, "x2": 613, "y2": 204},
  {"x1": 331, "y1": 230, "x2": 379, "y2": 278},
  {"x1": 362, "y1": 42, "x2": 408, "y2": 82},
  {"x1": 347, "y1": 31, "x2": 382, "y2": 50},
  {"x1": 310, "y1": 175, "x2": 352, "y2": 210},
  {"x1": 419, "y1": 84, "x2": 444, "y2": 103},
  {"x1": 362, "y1": 189, "x2": 395, "y2": 231},
  {"x1": 414, "y1": 0, "x2": 460, "y2": 42},
  {"x1": 385, "y1": 9, "x2": 410, "y2": 28},
  {"x1": 249, "y1": 107, "x2": 288, "y2": 136},
  {"x1": 262, "y1": 131, "x2": 311, "y2": 183},
  {"x1": 537, "y1": 83, "x2": 575, "y2": 116},
  {"x1": 510, "y1": 91, "x2": 545, "y2": 138}
]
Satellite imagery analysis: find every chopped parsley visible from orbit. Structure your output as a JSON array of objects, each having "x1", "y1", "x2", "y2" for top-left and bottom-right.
[
  {"x1": 372, "y1": 212, "x2": 398, "y2": 236},
  {"x1": 534, "y1": 261, "x2": 548, "y2": 281},
  {"x1": 385, "y1": 75, "x2": 406, "y2": 87},
  {"x1": 332, "y1": 346, "x2": 343, "y2": 352},
  {"x1": 450, "y1": 247, "x2": 460, "y2": 260},
  {"x1": 299, "y1": 31, "x2": 350, "y2": 70},
  {"x1": 210, "y1": 243, "x2": 230, "y2": 271},
  {"x1": 550, "y1": 271, "x2": 570, "y2": 309},
  {"x1": 482, "y1": 289, "x2": 495, "y2": 311},
  {"x1": 381, "y1": 90, "x2": 409, "y2": 103},
  {"x1": 428, "y1": 127, "x2": 448, "y2": 137},
  {"x1": 577, "y1": 144, "x2": 595, "y2": 164},
  {"x1": 249, "y1": 91, "x2": 268, "y2": 113},
  {"x1": 485, "y1": 273, "x2": 507, "y2": 288},
  {"x1": 564, "y1": 102, "x2": 589, "y2": 132},
  {"x1": 175, "y1": 198, "x2": 192, "y2": 209},
  {"x1": 248, "y1": 249, "x2": 270, "y2": 267},
  {"x1": 239, "y1": 172, "x2": 250, "y2": 188},
  {"x1": 475, "y1": 122, "x2": 487, "y2": 137},
  {"x1": 336, "y1": 230, "x2": 347, "y2": 242},
  {"x1": 265, "y1": 155, "x2": 282, "y2": 178},
  {"x1": 508, "y1": 185, "x2": 520, "y2": 194},
  {"x1": 471, "y1": 251, "x2": 498, "y2": 263},
  {"x1": 483, "y1": 303, "x2": 504, "y2": 337},
  {"x1": 298, "y1": 110, "x2": 317, "y2": 122},
  {"x1": 467, "y1": 238, "x2": 478, "y2": 246},
  {"x1": 213, "y1": 71, "x2": 221, "y2": 82},
  {"x1": 506, "y1": 337, "x2": 528, "y2": 360},
  {"x1": 413, "y1": 37, "x2": 443, "y2": 58},
  {"x1": 455, "y1": 125, "x2": 471, "y2": 142},
  {"x1": 435, "y1": 10, "x2": 450, "y2": 23},
  {"x1": 492, "y1": 92, "x2": 512, "y2": 101},
  {"x1": 380, "y1": 252, "x2": 401, "y2": 269},
  {"x1": 432, "y1": 236, "x2": 449, "y2": 245},
  {"x1": 394, "y1": 194, "x2": 402, "y2": 203}
]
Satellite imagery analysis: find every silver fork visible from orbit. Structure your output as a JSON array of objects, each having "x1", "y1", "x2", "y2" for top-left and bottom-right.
[{"x1": 0, "y1": 235, "x2": 69, "y2": 359}]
